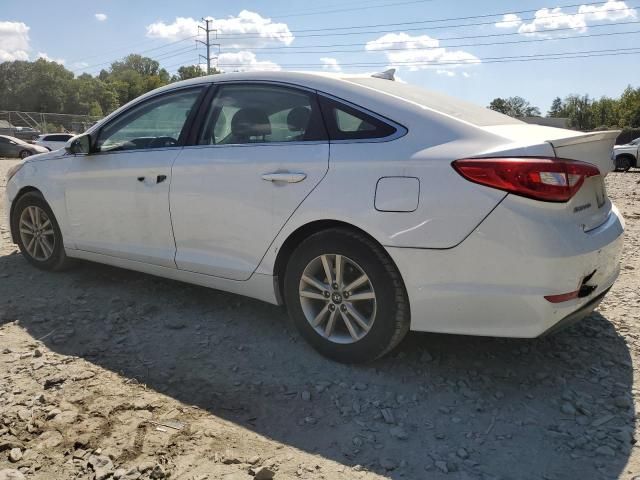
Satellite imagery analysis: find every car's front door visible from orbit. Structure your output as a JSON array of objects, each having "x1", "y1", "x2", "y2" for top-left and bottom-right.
[
  {"x1": 0, "y1": 137, "x2": 20, "y2": 157},
  {"x1": 170, "y1": 82, "x2": 329, "y2": 280},
  {"x1": 64, "y1": 87, "x2": 204, "y2": 267}
]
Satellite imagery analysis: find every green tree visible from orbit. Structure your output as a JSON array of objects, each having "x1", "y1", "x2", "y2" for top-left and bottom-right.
[
  {"x1": 618, "y1": 86, "x2": 640, "y2": 128},
  {"x1": 488, "y1": 96, "x2": 541, "y2": 117},
  {"x1": 547, "y1": 97, "x2": 565, "y2": 118},
  {"x1": 563, "y1": 94, "x2": 594, "y2": 130},
  {"x1": 172, "y1": 65, "x2": 205, "y2": 81},
  {"x1": 590, "y1": 96, "x2": 619, "y2": 129}
]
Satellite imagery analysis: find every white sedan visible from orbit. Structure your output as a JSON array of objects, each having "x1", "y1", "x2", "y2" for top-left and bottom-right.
[
  {"x1": 33, "y1": 133, "x2": 75, "y2": 152},
  {"x1": 5, "y1": 71, "x2": 624, "y2": 363}
]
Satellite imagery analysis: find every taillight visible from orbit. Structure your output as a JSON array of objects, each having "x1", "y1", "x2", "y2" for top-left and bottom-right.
[{"x1": 452, "y1": 157, "x2": 600, "y2": 202}]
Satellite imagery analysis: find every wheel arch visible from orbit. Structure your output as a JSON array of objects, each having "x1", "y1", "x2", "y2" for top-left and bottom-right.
[
  {"x1": 272, "y1": 219, "x2": 405, "y2": 306},
  {"x1": 9, "y1": 186, "x2": 43, "y2": 243}
]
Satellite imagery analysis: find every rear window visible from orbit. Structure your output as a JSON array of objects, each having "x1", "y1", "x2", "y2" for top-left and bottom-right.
[{"x1": 349, "y1": 78, "x2": 522, "y2": 127}]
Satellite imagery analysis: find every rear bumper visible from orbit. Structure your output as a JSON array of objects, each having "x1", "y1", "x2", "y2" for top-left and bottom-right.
[
  {"x1": 539, "y1": 287, "x2": 610, "y2": 337},
  {"x1": 387, "y1": 199, "x2": 624, "y2": 338}
]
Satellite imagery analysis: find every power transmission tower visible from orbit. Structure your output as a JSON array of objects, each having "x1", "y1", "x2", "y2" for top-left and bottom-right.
[{"x1": 197, "y1": 18, "x2": 220, "y2": 75}]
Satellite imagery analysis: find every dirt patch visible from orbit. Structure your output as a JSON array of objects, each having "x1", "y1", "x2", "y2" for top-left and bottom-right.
[{"x1": 1, "y1": 158, "x2": 639, "y2": 479}]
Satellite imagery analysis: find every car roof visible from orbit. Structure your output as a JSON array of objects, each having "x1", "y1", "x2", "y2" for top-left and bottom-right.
[{"x1": 88, "y1": 70, "x2": 518, "y2": 135}]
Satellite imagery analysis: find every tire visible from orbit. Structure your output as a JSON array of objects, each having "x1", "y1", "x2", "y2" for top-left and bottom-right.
[
  {"x1": 615, "y1": 156, "x2": 633, "y2": 172},
  {"x1": 11, "y1": 191, "x2": 73, "y2": 271},
  {"x1": 19, "y1": 150, "x2": 31, "y2": 159},
  {"x1": 284, "y1": 228, "x2": 410, "y2": 363}
]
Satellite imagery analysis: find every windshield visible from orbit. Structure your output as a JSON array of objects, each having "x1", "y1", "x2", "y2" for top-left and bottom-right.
[{"x1": 349, "y1": 77, "x2": 522, "y2": 127}]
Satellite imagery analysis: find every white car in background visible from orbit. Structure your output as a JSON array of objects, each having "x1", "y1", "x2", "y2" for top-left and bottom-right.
[
  {"x1": 613, "y1": 137, "x2": 639, "y2": 171},
  {"x1": 34, "y1": 133, "x2": 75, "y2": 151},
  {"x1": 4, "y1": 71, "x2": 624, "y2": 363}
]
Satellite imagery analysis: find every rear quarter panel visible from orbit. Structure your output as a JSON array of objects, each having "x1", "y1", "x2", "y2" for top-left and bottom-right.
[{"x1": 255, "y1": 112, "x2": 512, "y2": 276}]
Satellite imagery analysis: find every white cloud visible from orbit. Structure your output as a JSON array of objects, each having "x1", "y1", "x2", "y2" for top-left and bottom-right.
[
  {"x1": 95, "y1": 13, "x2": 108, "y2": 22},
  {"x1": 320, "y1": 57, "x2": 341, "y2": 72},
  {"x1": 146, "y1": 10, "x2": 293, "y2": 49},
  {"x1": 495, "y1": 14, "x2": 523, "y2": 28},
  {"x1": 365, "y1": 32, "x2": 480, "y2": 71},
  {"x1": 436, "y1": 69, "x2": 456, "y2": 77},
  {"x1": 516, "y1": 1, "x2": 636, "y2": 36},
  {"x1": 0, "y1": 21, "x2": 30, "y2": 62},
  {"x1": 36, "y1": 52, "x2": 65, "y2": 65},
  {"x1": 217, "y1": 51, "x2": 280, "y2": 72}
]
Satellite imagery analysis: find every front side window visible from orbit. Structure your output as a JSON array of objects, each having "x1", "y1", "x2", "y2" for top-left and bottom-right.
[
  {"x1": 319, "y1": 96, "x2": 398, "y2": 141},
  {"x1": 199, "y1": 84, "x2": 326, "y2": 145},
  {"x1": 96, "y1": 88, "x2": 202, "y2": 152}
]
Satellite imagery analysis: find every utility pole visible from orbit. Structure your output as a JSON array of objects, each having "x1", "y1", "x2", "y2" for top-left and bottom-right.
[{"x1": 197, "y1": 18, "x2": 220, "y2": 75}]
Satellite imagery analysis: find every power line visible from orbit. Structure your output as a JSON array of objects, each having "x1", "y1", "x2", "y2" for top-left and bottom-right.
[
  {"x1": 216, "y1": 45, "x2": 640, "y2": 68},
  {"x1": 267, "y1": 0, "x2": 438, "y2": 19},
  {"x1": 166, "y1": 47, "x2": 640, "y2": 73},
  {"x1": 228, "y1": 28, "x2": 640, "y2": 56},
  {"x1": 78, "y1": 45, "x2": 198, "y2": 75},
  {"x1": 72, "y1": 37, "x2": 198, "y2": 73},
  {"x1": 227, "y1": 19, "x2": 640, "y2": 51},
  {"x1": 69, "y1": 35, "x2": 198, "y2": 69},
  {"x1": 238, "y1": 1, "x2": 637, "y2": 35},
  {"x1": 214, "y1": 5, "x2": 639, "y2": 40}
]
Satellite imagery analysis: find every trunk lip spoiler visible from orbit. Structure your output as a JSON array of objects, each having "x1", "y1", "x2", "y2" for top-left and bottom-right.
[{"x1": 548, "y1": 129, "x2": 621, "y2": 148}]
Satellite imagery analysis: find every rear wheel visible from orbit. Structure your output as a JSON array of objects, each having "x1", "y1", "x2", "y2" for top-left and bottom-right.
[
  {"x1": 11, "y1": 192, "x2": 73, "y2": 271},
  {"x1": 284, "y1": 228, "x2": 410, "y2": 363},
  {"x1": 19, "y1": 150, "x2": 31, "y2": 159}
]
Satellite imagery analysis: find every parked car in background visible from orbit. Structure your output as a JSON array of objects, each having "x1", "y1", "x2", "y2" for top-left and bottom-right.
[
  {"x1": 613, "y1": 137, "x2": 639, "y2": 171},
  {"x1": 0, "y1": 135, "x2": 48, "y2": 158},
  {"x1": 4, "y1": 71, "x2": 625, "y2": 363},
  {"x1": 34, "y1": 133, "x2": 75, "y2": 151},
  {"x1": 0, "y1": 126, "x2": 41, "y2": 142}
]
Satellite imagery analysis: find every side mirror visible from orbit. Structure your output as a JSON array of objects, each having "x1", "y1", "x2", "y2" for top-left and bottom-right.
[{"x1": 65, "y1": 134, "x2": 92, "y2": 155}]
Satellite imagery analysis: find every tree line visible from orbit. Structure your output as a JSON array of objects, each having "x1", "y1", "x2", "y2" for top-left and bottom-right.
[
  {"x1": 1, "y1": 54, "x2": 638, "y2": 134},
  {"x1": 489, "y1": 87, "x2": 640, "y2": 131},
  {"x1": 0, "y1": 55, "x2": 213, "y2": 118}
]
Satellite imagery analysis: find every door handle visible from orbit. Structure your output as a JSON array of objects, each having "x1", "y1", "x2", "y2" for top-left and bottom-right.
[
  {"x1": 261, "y1": 172, "x2": 307, "y2": 183},
  {"x1": 137, "y1": 176, "x2": 145, "y2": 182},
  {"x1": 157, "y1": 175, "x2": 167, "y2": 184}
]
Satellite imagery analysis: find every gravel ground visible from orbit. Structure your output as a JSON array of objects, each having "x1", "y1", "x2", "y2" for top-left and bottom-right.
[{"x1": 0, "y1": 158, "x2": 639, "y2": 480}]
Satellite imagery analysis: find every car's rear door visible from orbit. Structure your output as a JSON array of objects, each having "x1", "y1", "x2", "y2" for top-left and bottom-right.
[{"x1": 170, "y1": 82, "x2": 329, "y2": 280}]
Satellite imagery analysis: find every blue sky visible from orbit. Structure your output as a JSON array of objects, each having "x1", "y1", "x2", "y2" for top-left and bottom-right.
[{"x1": 1, "y1": 0, "x2": 639, "y2": 112}]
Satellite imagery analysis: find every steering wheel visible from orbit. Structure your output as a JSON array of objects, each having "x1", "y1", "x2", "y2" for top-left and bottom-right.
[{"x1": 148, "y1": 136, "x2": 178, "y2": 148}]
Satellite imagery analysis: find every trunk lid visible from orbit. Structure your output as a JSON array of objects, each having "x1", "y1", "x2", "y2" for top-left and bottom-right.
[{"x1": 482, "y1": 125, "x2": 619, "y2": 232}]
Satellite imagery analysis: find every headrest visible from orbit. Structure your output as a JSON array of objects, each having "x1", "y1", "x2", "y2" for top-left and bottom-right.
[
  {"x1": 231, "y1": 108, "x2": 271, "y2": 137},
  {"x1": 287, "y1": 107, "x2": 311, "y2": 132}
]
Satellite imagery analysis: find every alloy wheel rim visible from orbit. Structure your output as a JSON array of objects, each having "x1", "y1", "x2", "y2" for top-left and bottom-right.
[
  {"x1": 19, "y1": 206, "x2": 55, "y2": 261},
  {"x1": 299, "y1": 254, "x2": 376, "y2": 344}
]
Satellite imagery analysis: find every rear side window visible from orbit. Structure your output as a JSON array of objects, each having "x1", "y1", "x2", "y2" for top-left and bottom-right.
[
  {"x1": 319, "y1": 96, "x2": 398, "y2": 141},
  {"x1": 198, "y1": 83, "x2": 326, "y2": 145}
]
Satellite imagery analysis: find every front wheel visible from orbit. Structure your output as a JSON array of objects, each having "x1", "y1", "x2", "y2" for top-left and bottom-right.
[
  {"x1": 19, "y1": 150, "x2": 31, "y2": 159},
  {"x1": 284, "y1": 228, "x2": 410, "y2": 363},
  {"x1": 11, "y1": 192, "x2": 73, "y2": 271}
]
